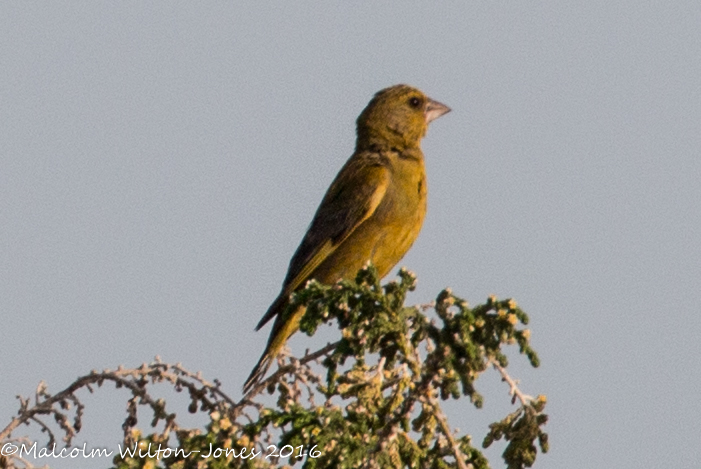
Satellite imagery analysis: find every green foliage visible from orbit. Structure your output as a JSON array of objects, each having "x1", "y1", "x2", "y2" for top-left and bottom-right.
[{"x1": 109, "y1": 266, "x2": 547, "y2": 469}]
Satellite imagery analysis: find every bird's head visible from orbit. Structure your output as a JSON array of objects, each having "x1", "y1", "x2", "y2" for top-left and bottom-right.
[{"x1": 356, "y1": 84, "x2": 450, "y2": 152}]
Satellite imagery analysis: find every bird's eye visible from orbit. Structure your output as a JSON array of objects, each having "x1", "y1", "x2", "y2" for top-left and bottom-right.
[{"x1": 408, "y1": 97, "x2": 422, "y2": 108}]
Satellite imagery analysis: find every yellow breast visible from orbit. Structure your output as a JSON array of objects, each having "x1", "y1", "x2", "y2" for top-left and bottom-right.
[{"x1": 312, "y1": 150, "x2": 427, "y2": 283}]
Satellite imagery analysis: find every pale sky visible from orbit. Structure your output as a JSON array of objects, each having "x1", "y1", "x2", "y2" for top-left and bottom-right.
[{"x1": 2, "y1": 2, "x2": 700, "y2": 468}]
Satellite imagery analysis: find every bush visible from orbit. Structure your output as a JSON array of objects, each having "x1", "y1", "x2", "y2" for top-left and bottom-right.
[{"x1": 1, "y1": 266, "x2": 547, "y2": 469}]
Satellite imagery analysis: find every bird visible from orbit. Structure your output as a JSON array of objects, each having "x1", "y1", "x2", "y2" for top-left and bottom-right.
[{"x1": 243, "y1": 84, "x2": 450, "y2": 393}]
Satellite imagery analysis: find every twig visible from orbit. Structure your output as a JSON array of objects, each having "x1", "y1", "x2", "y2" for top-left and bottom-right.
[
  {"x1": 490, "y1": 359, "x2": 533, "y2": 406},
  {"x1": 425, "y1": 392, "x2": 470, "y2": 469},
  {"x1": 0, "y1": 361, "x2": 237, "y2": 443}
]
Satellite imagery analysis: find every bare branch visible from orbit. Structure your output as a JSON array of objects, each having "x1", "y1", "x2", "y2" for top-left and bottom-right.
[{"x1": 490, "y1": 359, "x2": 534, "y2": 406}]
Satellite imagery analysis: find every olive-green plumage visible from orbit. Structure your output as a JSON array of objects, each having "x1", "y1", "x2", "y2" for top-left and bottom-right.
[{"x1": 243, "y1": 85, "x2": 450, "y2": 393}]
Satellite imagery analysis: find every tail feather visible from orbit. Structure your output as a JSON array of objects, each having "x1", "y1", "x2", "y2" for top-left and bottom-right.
[
  {"x1": 243, "y1": 353, "x2": 273, "y2": 394},
  {"x1": 243, "y1": 304, "x2": 307, "y2": 394}
]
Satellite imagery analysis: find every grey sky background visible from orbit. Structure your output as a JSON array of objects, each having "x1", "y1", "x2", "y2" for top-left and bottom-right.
[{"x1": 2, "y1": 2, "x2": 700, "y2": 468}]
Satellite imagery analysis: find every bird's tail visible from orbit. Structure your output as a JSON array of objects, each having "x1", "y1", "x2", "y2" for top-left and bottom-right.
[
  {"x1": 243, "y1": 352, "x2": 273, "y2": 394},
  {"x1": 242, "y1": 304, "x2": 306, "y2": 394}
]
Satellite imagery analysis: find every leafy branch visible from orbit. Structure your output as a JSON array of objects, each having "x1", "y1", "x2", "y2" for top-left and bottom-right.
[{"x1": 2, "y1": 266, "x2": 547, "y2": 469}]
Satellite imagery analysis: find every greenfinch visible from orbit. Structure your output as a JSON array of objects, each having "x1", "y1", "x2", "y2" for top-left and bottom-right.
[{"x1": 244, "y1": 84, "x2": 450, "y2": 393}]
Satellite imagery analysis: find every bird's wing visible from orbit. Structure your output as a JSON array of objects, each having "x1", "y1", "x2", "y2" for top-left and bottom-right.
[{"x1": 256, "y1": 156, "x2": 389, "y2": 330}]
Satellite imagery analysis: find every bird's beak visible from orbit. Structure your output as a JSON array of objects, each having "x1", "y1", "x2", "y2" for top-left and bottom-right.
[{"x1": 424, "y1": 98, "x2": 451, "y2": 124}]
